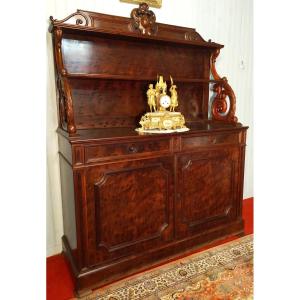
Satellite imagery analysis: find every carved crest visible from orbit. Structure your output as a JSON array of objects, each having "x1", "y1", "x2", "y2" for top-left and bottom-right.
[{"x1": 130, "y1": 3, "x2": 158, "y2": 35}]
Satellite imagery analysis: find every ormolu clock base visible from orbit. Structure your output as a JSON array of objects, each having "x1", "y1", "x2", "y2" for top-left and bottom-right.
[
  {"x1": 137, "y1": 111, "x2": 188, "y2": 131},
  {"x1": 135, "y1": 127, "x2": 190, "y2": 134}
]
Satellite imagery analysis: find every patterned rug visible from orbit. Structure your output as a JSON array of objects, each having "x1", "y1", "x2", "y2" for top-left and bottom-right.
[{"x1": 79, "y1": 235, "x2": 253, "y2": 300}]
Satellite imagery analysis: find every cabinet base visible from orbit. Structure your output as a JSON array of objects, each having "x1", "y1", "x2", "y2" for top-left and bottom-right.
[{"x1": 63, "y1": 219, "x2": 244, "y2": 294}]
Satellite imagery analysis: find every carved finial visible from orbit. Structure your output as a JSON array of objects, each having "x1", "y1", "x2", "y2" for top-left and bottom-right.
[{"x1": 130, "y1": 3, "x2": 158, "y2": 35}]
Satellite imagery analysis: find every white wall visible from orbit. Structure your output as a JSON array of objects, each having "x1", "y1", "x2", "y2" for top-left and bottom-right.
[{"x1": 46, "y1": 0, "x2": 253, "y2": 257}]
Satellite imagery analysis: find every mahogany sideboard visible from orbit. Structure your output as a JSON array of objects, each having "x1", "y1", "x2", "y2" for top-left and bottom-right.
[{"x1": 49, "y1": 5, "x2": 248, "y2": 295}]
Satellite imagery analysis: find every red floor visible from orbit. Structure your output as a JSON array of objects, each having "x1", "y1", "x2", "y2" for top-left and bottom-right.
[{"x1": 47, "y1": 197, "x2": 253, "y2": 300}]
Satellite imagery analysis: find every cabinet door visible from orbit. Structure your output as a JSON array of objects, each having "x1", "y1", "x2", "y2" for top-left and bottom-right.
[
  {"x1": 84, "y1": 157, "x2": 174, "y2": 267},
  {"x1": 176, "y1": 147, "x2": 242, "y2": 238}
]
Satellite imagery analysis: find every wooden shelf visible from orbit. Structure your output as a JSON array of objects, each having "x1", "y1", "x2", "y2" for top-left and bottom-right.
[{"x1": 66, "y1": 73, "x2": 223, "y2": 83}]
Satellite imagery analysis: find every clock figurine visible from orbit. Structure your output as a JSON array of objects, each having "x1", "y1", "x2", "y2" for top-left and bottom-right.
[{"x1": 136, "y1": 75, "x2": 189, "y2": 133}]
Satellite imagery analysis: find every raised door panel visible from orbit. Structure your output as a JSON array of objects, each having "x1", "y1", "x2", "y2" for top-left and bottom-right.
[
  {"x1": 84, "y1": 157, "x2": 174, "y2": 267},
  {"x1": 176, "y1": 148, "x2": 241, "y2": 238}
]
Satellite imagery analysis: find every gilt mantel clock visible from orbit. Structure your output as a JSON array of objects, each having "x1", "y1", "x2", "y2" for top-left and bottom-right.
[{"x1": 49, "y1": 3, "x2": 248, "y2": 296}]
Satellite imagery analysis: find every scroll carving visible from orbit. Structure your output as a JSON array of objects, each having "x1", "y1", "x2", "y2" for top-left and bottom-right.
[
  {"x1": 49, "y1": 12, "x2": 91, "y2": 31},
  {"x1": 184, "y1": 31, "x2": 202, "y2": 42},
  {"x1": 53, "y1": 28, "x2": 76, "y2": 134},
  {"x1": 210, "y1": 49, "x2": 238, "y2": 123},
  {"x1": 130, "y1": 3, "x2": 158, "y2": 35}
]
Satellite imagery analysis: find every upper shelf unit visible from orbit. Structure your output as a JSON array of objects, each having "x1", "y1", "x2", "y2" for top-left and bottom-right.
[{"x1": 49, "y1": 4, "x2": 238, "y2": 135}]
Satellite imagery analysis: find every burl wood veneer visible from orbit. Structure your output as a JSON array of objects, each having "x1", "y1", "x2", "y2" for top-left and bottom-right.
[{"x1": 49, "y1": 4, "x2": 248, "y2": 296}]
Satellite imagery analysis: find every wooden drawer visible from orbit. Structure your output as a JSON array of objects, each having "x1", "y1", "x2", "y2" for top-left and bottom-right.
[
  {"x1": 85, "y1": 139, "x2": 171, "y2": 163},
  {"x1": 181, "y1": 132, "x2": 240, "y2": 150}
]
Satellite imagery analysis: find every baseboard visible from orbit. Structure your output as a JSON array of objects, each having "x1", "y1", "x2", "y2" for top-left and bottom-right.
[{"x1": 243, "y1": 197, "x2": 253, "y2": 202}]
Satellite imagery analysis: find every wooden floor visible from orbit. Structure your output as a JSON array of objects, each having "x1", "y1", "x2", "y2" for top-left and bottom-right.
[{"x1": 47, "y1": 197, "x2": 253, "y2": 300}]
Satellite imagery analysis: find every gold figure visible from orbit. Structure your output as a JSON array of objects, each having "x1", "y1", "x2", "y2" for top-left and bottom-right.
[
  {"x1": 169, "y1": 76, "x2": 178, "y2": 112},
  {"x1": 146, "y1": 84, "x2": 157, "y2": 112},
  {"x1": 155, "y1": 86, "x2": 160, "y2": 109}
]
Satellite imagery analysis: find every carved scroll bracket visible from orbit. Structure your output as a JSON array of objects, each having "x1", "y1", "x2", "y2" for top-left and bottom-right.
[
  {"x1": 56, "y1": 77, "x2": 67, "y2": 130},
  {"x1": 53, "y1": 28, "x2": 76, "y2": 134},
  {"x1": 210, "y1": 49, "x2": 238, "y2": 123},
  {"x1": 53, "y1": 29, "x2": 66, "y2": 76},
  {"x1": 129, "y1": 3, "x2": 158, "y2": 35},
  {"x1": 49, "y1": 11, "x2": 92, "y2": 32}
]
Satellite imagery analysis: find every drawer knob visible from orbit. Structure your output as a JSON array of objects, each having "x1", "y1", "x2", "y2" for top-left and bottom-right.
[{"x1": 128, "y1": 145, "x2": 138, "y2": 153}]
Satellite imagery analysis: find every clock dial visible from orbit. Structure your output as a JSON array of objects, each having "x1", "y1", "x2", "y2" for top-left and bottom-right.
[{"x1": 160, "y1": 95, "x2": 171, "y2": 108}]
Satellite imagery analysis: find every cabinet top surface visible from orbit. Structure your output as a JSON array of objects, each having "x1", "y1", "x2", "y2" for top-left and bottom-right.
[{"x1": 58, "y1": 121, "x2": 248, "y2": 144}]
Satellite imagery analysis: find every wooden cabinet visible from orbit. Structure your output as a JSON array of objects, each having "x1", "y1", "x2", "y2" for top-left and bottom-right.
[
  {"x1": 50, "y1": 6, "x2": 248, "y2": 295},
  {"x1": 84, "y1": 157, "x2": 174, "y2": 267},
  {"x1": 59, "y1": 131, "x2": 246, "y2": 293},
  {"x1": 175, "y1": 147, "x2": 242, "y2": 238}
]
